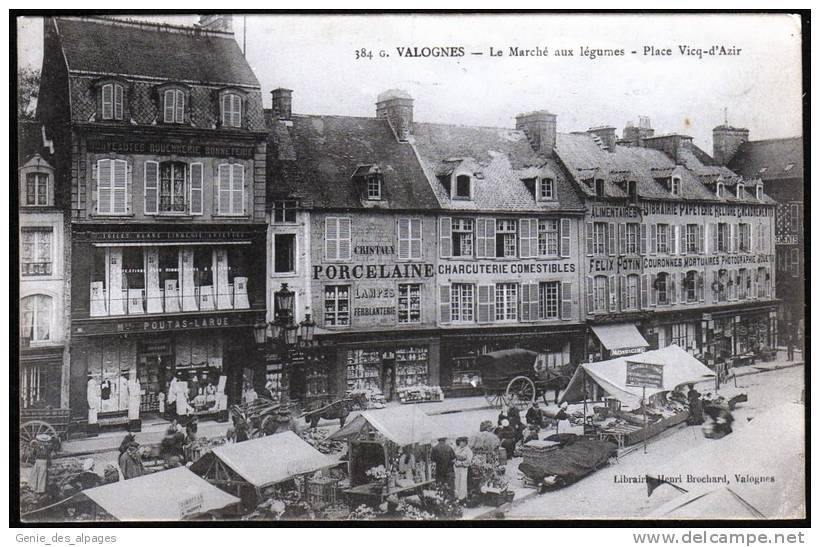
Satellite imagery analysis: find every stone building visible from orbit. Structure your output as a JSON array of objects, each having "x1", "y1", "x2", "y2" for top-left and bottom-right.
[{"x1": 37, "y1": 16, "x2": 268, "y2": 432}]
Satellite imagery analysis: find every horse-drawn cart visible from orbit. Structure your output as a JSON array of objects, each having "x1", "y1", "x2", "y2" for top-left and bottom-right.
[
  {"x1": 300, "y1": 392, "x2": 369, "y2": 429},
  {"x1": 477, "y1": 349, "x2": 573, "y2": 409},
  {"x1": 20, "y1": 408, "x2": 72, "y2": 463}
]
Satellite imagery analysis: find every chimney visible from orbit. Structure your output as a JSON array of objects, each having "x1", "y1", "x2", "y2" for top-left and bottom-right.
[
  {"x1": 515, "y1": 110, "x2": 557, "y2": 155},
  {"x1": 198, "y1": 14, "x2": 234, "y2": 33},
  {"x1": 712, "y1": 124, "x2": 749, "y2": 166},
  {"x1": 622, "y1": 116, "x2": 654, "y2": 145},
  {"x1": 587, "y1": 126, "x2": 618, "y2": 152},
  {"x1": 376, "y1": 89, "x2": 413, "y2": 142},
  {"x1": 271, "y1": 88, "x2": 293, "y2": 121},
  {"x1": 642, "y1": 134, "x2": 694, "y2": 163}
]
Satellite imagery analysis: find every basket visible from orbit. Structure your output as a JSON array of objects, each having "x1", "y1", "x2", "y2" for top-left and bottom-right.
[
  {"x1": 307, "y1": 477, "x2": 339, "y2": 508},
  {"x1": 519, "y1": 442, "x2": 560, "y2": 467}
]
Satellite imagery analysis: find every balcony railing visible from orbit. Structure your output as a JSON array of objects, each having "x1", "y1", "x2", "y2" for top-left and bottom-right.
[
  {"x1": 22, "y1": 262, "x2": 53, "y2": 276},
  {"x1": 158, "y1": 196, "x2": 189, "y2": 214}
]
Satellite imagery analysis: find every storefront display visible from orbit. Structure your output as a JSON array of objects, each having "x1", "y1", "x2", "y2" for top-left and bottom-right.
[
  {"x1": 346, "y1": 349, "x2": 384, "y2": 393},
  {"x1": 395, "y1": 346, "x2": 429, "y2": 388},
  {"x1": 346, "y1": 344, "x2": 432, "y2": 398}
]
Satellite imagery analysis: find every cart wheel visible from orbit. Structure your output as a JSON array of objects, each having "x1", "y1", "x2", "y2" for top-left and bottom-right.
[
  {"x1": 506, "y1": 376, "x2": 536, "y2": 409},
  {"x1": 20, "y1": 420, "x2": 59, "y2": 464},
  {"x1": 484, "y1": 391, "x2": 505, "y2": 409}
]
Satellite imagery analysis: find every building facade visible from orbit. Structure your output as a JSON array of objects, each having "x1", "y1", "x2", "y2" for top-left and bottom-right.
[{"x1": 38, "y1": 16, "x2": 268, "y2": 431}]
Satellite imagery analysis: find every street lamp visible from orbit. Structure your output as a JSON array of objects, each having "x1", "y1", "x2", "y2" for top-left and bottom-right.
[{"x1": 299, "y1": 313, "x2": 317, "y2": 348}]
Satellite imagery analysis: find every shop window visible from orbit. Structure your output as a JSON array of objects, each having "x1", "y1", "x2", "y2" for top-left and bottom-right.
[
  {"x1": 397, "y1": 284, "x2": 422, "y2": 324},
  {"x1": 193, "y1": 247, "x2": 213, "y2": 288},
  {"x1": 686, "y1": 224, "x2": 699, "y2": 254},
  {"x1": 273, "y1": 234, "x2": 296, "y2": 274},
  {"x1": 324, "y1": 285, "x2": 350, "y2": 327},
  {"x1": 450, "y1": 283, "x2": 475, "y2": 323},
  {"x1": 538, "y1": 177, "x2": 555, "y2": 201},
  {"x1": 163, "y1": 89, "x2": 186, "y2": 124},
  {"x1": 395, "y1": 346, "x2": 429, "y2": 388},
  {"x1": 656, "y1": 224, "x2": 669, "y2": 254},
  {"x1": 346, "y1": 349, "x2": 382, "y2": 393},
  {"x1": 452, "y1": 218, "x2": 474, "y2": 257},
  {"x1": 20, "y1": 362, "x2": 60, "y2": 409},
  {"x1": 24, "y1": 172, "x2": 50, "y2": 206},
  {"x1": 21, "y1": 228, "x2": 52, "y2": 276},
  {"x1": 221, "y1": 93, "x2": 242, "y2": 128},
  {"x1": 670, "y1": 322, "x2": 697, "y2": 350},
  {"x1": 324, "y1": 217, "x2": 352, "y2": 261},
  {"x1": 101, "y1": 82, "x2": 124, "y2": 121},
  {"x1": 537, "y1": 219, "x2": 559, "y2": 257},
  {"x1": 226, "y1": 247, "x2": 247, "y2": 285},
  {"x1": 624, "y1": 274, "x2": 640, "y2": 310},
  {"x1": 217, "y1": 163, "x2": 245, "y2": 215},
  {"x1": 593, "y1": 275, "x2": 608, "y2": 313},
  {"x1": 454, "y1": 175, "x2": 472, "y2": 199},
  {"x1": 20, "y1": 294, "x2": 53, "y2": 344},
  {"x1": 738, "y1": 223, "x2": 751, "y2": 252},
  {"x1": 273, "y1": 200, "x2": 298, "y2": 224},
  {"x1": 625, "y1": 223, "x2": 639, "y2": 254},
  {"x1": 717, "y1": 223, "x2": 730, "y2": 253},
  {"x1": 593, "y1": 222, "x2": 607, "y2": 255},
  {"x1": 495, "y1": 219, "x2": 517, "y2": 258},
  {"x1": 494, "y1": 283, "x2": 518, "y2": 321},
  {"x1": 539, "y1": 281, "x2": 560, "y2": 319},
  {"x1": 397, "y1": 218, "x2": 422, "y2": 260},
  {"x1": 365, "y1": 174, "x2": 382, "y2": 200},
  {"x1": 655, "y1": 272, "x2": 669, "y2": 305},
  {"x1": 96, "y1": 159, "x2": 129, "y2": 215}
]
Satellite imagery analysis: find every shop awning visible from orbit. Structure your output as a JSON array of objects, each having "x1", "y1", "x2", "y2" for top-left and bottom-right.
[
  {"x1": 328, "y1": 406, "x2": 434, "y2": 446},
  {"x1": 590, "y1": 323, "x2": 649, "y2": 355}
]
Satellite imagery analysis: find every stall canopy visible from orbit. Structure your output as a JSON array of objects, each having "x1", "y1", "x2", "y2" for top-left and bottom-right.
[
  {"x1": 590, "y1": 323, "x2": 649, "y2": 355},
  {"x1": 80, "y1": 467, "x2": 239, "y2": 521},
  {"x1": 646, "y1": 402, "x2": 805, "y2": 519},
  {"x1": 328, "y1": 406, "x2": 434, "y2": 446},
  {"x1": 560, "y1": 345, "x2": 715, "y2": 407},
  {"x1": 190, "y1": 431, "x2": 338, "y2": 488}
]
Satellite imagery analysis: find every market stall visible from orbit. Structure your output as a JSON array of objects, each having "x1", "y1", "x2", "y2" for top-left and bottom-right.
[
  {"x1": 189, "y1": 431, "x2": 340, "y2": 504},
  {"x1": 328, "y1": 406, "x2": 435, "y2": 506}
]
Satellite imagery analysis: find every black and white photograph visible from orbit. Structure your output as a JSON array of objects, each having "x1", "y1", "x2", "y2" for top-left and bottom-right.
[{"x1": 13, "y1": 10, "x2": 807, "y2": 526}]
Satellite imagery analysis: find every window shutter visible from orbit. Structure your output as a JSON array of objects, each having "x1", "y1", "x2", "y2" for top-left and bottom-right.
[
  {"x1": 475, "y1": 219, "x2": 486, "y2": 259},
  {"x1": 650, "y1": 224, "x2": 657, "y2": 255},
  {"x1": 560, "y1": 218, "x2": 571, "y2": 257},
  {"x1": 730, "y1": 224, "x2": 737, "y2": 254},
  {"x1": 477, "y1": 285, "x2": 493, "y2": 324},
  {"x1": 607, "y1": 222, "x2": 616, "y2": 256},
  {"x1": 698, "y1": 224, "x2": 705, "y2": 254},
  {"x1": 640, "y1": 223, "x2": 647, "y2": 255},
  {"x1": 485, "y1": 219, "x2": 496, "y2": 258},
  {"x1": 338, "y1": 217, "x2": 352, "y2": 260},
  {"x1": 608, "y1": 274, "x2": 617, "y2": 312},
  {"x1": 641, "y1": 273, "x2": 649, "y2": 310},
  {"x1": 669, "y1": 225, "x2": 676, "y2": 255},
  {"x1": 649, "y1": 274, "x2": 657, "y2": 306},
  {"x1": 217, "y1": 164, "x2": 231, "y2": 214},
  {"x1": 439, "y1": 285, "x2": 451, "y2": 324},
  {"x1": 231, "y1": 164, "x2": 244, "y2": 214},
  {"x1": 520, "y1": 283, "x2": 532, "y2": 322},
  {"x1": 439, "y1": 217, "x2": 452, "y2": 258},
  {"x1": 749, "y1": 224, "x2": 755, "y2": 253},
  {"x1": 620, "y1": 274, "x2": 628, "y2": 309},
  {"x1": 561, "y1": 282, "x2": 572, "y2": 320},
  {"x1": 519, "y1": 219, "x2": 531, "y2": 258},
  {"x1": 681, "y1": 226, "x2": 688, "y2": 256},
  {"x1": 114, "y1": 84, "x2": 123, "y2": 120},
  {"x1": 175, "y1": 90, "x2": 184, "y2": 123},
  {"x1": 586, "y1": 222, "x2": 594, "y2": 256},
  {"x1": 189, "y1": 163, "x2": 203, "y2": 214},
  {"x1": 712, "y1": 271, "x2": 719, "y2": 302},
  {"x1": 97, "y1": 159, "x2": 112, "y2": 214},
  {"x1": 585, "y1": 276, "x2": 593, "y2": 315},
  {"x1": 410, "y1": 218, "x2": 422, "y2": 259},
  {"x1": 325, "y1": 217, "x2": 338, "y2": 260},
  {"x1": 699, "y1": 271, "x2": 705, "y2": 302},
  {"x1": 710, "y1": 223, "x2": 718, "y2": 253},
  {"x1": 618, "y1": 223, "x2": 626, "y2": 255},
  {"x1": 528, "y1": 283, "x2": 540, "y2": 321},
  {"x1": 144, "y1": 161, "x2": 159, "y2": 214},
  {"x1": 112, "y1": 159, "x2": 128, "y2": 214},
  {"x1": 102, "y1": 84, "x2": 113, "y2": 119},
  {"x1": 233, "y1": 95, "x2": 242, "y2": 127},
  {"x1": 398, "y1": 218, "x2": 410, "y2": 260},
  {"x1": 670, "y1": 272, "x2": 677, "y2": 304},
  {"x1": 164, "y1": 90, "x2": 175, "y2": 123}
]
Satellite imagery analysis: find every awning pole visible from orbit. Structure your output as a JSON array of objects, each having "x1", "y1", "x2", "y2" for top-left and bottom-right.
[{"x1": 582, "y1": 368, "x2": 587, "y2": 437}]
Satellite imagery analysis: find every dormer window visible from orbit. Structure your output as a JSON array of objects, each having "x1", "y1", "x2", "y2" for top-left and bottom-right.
[
  {"x1": 627, "y1": 180, "x2": 638, "y2": 204},
  {"x1": 756, "y1": 184, "x2": 764, "y2": 200},
  {"x1": 454, "y1": 174, "x2": 472, "y2": 200},
  {"x1": 538, "y1": 177, "x2": 555, "y2": 201},
  {"x1": 101, "y1": 83, "x2": 124, "y2": 121},
  {"x1": 163, "y1": 89, "x2": 185, "y2": 124},
  {"x1": 595, "y1": 179, "x2": 605, "y2": 197},
  {"x1": 366, "y1": 173, "x2": 382, "y2": 200},
  {"x1": 670, "y1": 176, "x2": 681, "y2": 196},
  {"x1": 221, "y1": 93, "x2": 242, "y2": 128},
  {"x1": 716, "y1": 182, "x2": 725, "y2": 198},
  {"x1": 24, "y1": 172, "x2": 50, "y2": 206},
  {"x1": 736, "y1": 183, "x2": 745, "y2": 199}
]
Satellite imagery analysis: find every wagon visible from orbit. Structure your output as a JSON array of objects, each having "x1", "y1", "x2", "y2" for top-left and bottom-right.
[
  {"x1": 19, "y1": 408, "x2": 72, "y2": 464},
  {"x1": 300, "y1": 392, "x2": 369, "y2": 429},
  {"x1": 477, "y1": 349, "x2": 573, "y2": 409}
]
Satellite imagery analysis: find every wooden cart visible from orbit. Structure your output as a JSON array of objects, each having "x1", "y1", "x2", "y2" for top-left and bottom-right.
[
  {"x1": 20, "y1": 408, "x2": 72, "y2": 463},
  {"x1": 477, "y1": 349, "x2": 572, "y2": 409}
]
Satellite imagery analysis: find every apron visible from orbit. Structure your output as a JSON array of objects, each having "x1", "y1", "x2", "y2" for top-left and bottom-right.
[{"x1": 32, "y1": 459, "x2": 48, "y2": 494}]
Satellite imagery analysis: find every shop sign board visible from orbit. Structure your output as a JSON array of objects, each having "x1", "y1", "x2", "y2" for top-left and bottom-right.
[
  {"x1": 776, "y1": 234, "x2": 799, "y2": 245},
  {"x1": 611, "y1": 347, "x2": 646, "y2": 357},
  {"x1": 73, "y1": 311, "x2": 265, "y2": 336},
  {"x1": 438, "y1": 260, "x2": 576, "y2": 276},
  {"x1": 625, "y1": 361, "x2": 664, "y2": 389},
  {"x1": 87, "y1": 137, "x2": 256, "y2": 159},
  {"x1": 588, "y1": 256, "x2": 643, "y2": 274},
  {"x1": 178, "y1": 492, "x2": 205, "y2": 520}
]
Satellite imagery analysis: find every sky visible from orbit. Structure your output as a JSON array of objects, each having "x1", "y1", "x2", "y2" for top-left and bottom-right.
[{"x1": 16, "y1": 13, "x2": 803, "y2": 149}]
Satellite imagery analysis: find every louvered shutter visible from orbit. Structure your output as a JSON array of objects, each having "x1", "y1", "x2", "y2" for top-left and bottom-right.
[
  {"x1": 520, "y1": 284, "x2": 532, "y2": 321},
  {"x1": 114, "y1": 84, "x2": 123, "y2": 120},
  {"x1": 620, "y1": 274, "x2": 628, "y2": 310},
  {"x1": 112, "y1": 159, "x2": 128, "y2": 214},
  {"x1": 97, "y1": 159, "x2": 112, "y2": 214},
  {"x1": 102, "y1": 84, "x2": 113, "y2": 120},
  {"x1": 164, "y1": 90, "x2": 175, "y2": 123},
  {"x1": 232, "y1": 95, "x2": 242, "y2": 127},
  {"x1": 485, "y1": 219, "x2": 496, "y2": 258},
  {"x1": 730, "y1": 224, "x2": 737, "y2": 254},
  {"x1": 670, "y1": 272, "x2": 677, "y2": 304},
  {"x1": 325, "y1": 217, "x2": 338, "y2": 260},
  {"x1": 668, "y1": 225, "x2": 676, "y2": 255},
  {"x1": 608, "y1": 274, "x2": 617, "y2": 312},
  {"x1": 529, "y1": 283, "x2": 540, "y2": 321},
  {"x1": 640, "y1": 224, "x2": 647, "y2": 255},
  {"x1": 712, "y1": 271, "x2": 719, "y2": 302},
  {"x1": 439, "y1": 285, "x2": 451, "y2": 324},
  {"x1": 618, "y1": 223, "x2": 626, "y2": 255},
  {"x1": 560, "y1": 218, "x2": 571, "y2": 257},
  {"x1": 144, "y1": 161, "x2": 159, "y2": 214},
  {"x1": 749, "y1": 224, "x2": 755, "y2": 253},
  {"x1": 698, "y1": 224, "x2": 705, "y2": 254},
  {"x1": 410, "y1": 218, "x2": 422, "y2": 259},
  {"x1": 681, "y1": 226, "x2": 688, "y2": 256},
  {"x1": 649, "y1": 274, "x2": 657, "y2": 306},
  {"x1": 477, "y1": 285, "x2": 493, "y2": 324},
  {"x1": 641, "y1": 273, "x2": 649, "y2": 310},
  {"x1": 439, "y1": 217, "x2": 452, "y2": 258},
  {"x1": 699, "y1": 271, "x2": 705, "y2": 302},
  {"x1": 650, "y1": 224, "x2": 658, "y2": 255},
  {"x1": 561, "y1": 282, "x2": 573, "y2": 320},
  {"x1": 711, "y1": 223, "x2": 718, "y2": 253},
  {"x1": 175, "y1": 90, "x2": 184, "y2": 123},
  {"x1": 218, "y1": 164, "x2": 231, "y2": 214},
  {"x1": 338, "y1": 217, "x2": 351, "y2": 260},
  {"x1": 475, "y1": 219, "x2": 486, "y2": 258},
  {"x1": 585, "y1": 276, "x2": 593, "y2": 315},
  {"x1": 519, "y1": 219, "x2": 532, "y2": 258},
  {"x1": 231, "y1": 164, "x2": 244, "y2": 214},
  {"x1": 586, "y1": 222, "x2": 594, "y2": 256},
  {"x1": 607, "y1": 222, "x2": 616, "y2": 256},
  {"x1": 398, "y1": 218, "x2": 410, "y2": 260},
  {"x1": 189, "y1": 163, "x2": 203, "y2": 214}
]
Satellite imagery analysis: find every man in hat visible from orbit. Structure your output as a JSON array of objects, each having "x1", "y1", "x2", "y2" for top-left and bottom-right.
[
  {"x1": 526, "y1": 401, "x2": 544, "y2": 430},
  {"x1": 430, "y1": 437, "x2": 455, "y2": 492},
  {"x1": 118, "y1": 440, "x2": 145, "y2": 480},
  {"x1": 30, "y1": 433, "x2": 54, "y2": 495}
]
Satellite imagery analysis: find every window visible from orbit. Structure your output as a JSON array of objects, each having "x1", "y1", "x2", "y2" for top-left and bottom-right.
[
  {"x1": 538, "y1": 219, "x2": 559, "y2": 257},
  {"x1": 217, "y1": 163, "x2": 245, "y2": 215},
  {"x1": 365, "y1": 174, "x2": 382, "y2": 200},
  {"x1": 657, "y1": 224, "x2": 669, "y2": 254},
  {"x1": 538, "y1": 178, "x2": 555, "y2": 201},
  {"x1": 737, "y1": 268, "x2": 749, "y2": 300},
  {"x1": 325, "y1": 217, "x2": 352, "y2": 261},
  {"x1": 593, "y1": 276, "x2": 608, "y2": 313},
  {"x1": 397, "y1": 218, "x2": 422, "y2": 260},
  {"x1": 738, "y1": 223, "x2": 751, "y2": 252},
  {"x1": 452, "y1": 218, "x2": 473, "y2": 257},
  {"x1": 160, "y1": 161, "x2": 187, "y2": 213},
  {"x1": 736, "y1": 183, "x2": 745, "y2": 199},
  {"x1": 790, "y1": 249, "x2": 799, "y2": 277},
  {"x1": 273, "y1": 200, "x2": 298, "y2": 223},
  {"x1": 671, "y1": 176, "x2": 681, "y2": 196},
  {"x1": 756, "y1": 267, "x2": 768, "y2": 297},
  {"x1": 626, "y1": 223, "x2": 639, "y2": 254},
  {"x1": 20, "y1": 294, "x2": 53, "y2": 343},
  {"x1": 495, "y1": 283, "x2": 518, "y2": 321},
  {"x1": 101, "y1": 83, "x2": 124, "y2": 121},
  {"x1": 790, "y1": 203, "x2": 800, "y2": 232},
  {"x1": 627, "y1": 180, "x2": 638, "y2": 203},
  {"x1": 717, "y1": 223, "x2": 730, "y2": 253},
  {"x1": 496, "y1": 220, "x2": 517, "y2": 257},
  {"x1": 273, "y1": 234, "x2": 296, "y2": 274},
  {"x1": 756, "y1": 184, "x2": 764, "y2": 200},
  {"x1": 221, "y1": 93, "x2": 242, "y2": 128},
  {"x1": 323, "y1": 286, "x2": 350, "y2": 326},
  {"x1": 624, "y1": 274, "x2": 640, "y2": 310},
  {"x1": 96, "y1": 158, "x2": 128, "y2": 215},
  {"x1": 716, "y1": 269, "x2": 729, "y2": 302},
  {"x1": 593, "y1": 222, "x2": 607, "y2": 255},
  {"x1": 20, "y1": 363, "x2": 60, "y2": 409},
  {"x1": 454, "y1": 175, "x2": 471, "y2": 199},
  {"x1": 539, "y1": 281, "x2": 560, "y2": 319},
  {"x1": 684, "y1": 270, "x2": 698, "y2": 303},
  {"x1": 21, "y1": 228, "x2": 52, "y2": 276},
  {"x1": 163, "y1": 89, "x2": 185, "y2": 124},
  {"x1": 716, "y1": 182, "x2": 725, "y2": 198},
  {"x1": 25, "y1": 173, "x2": 49, "y2": 206},
  {"x1": 595, "y1": 179, "x2": 605, "y2": 197},
  {"x1": 398, "y1": 284, "x2": 421, "y2": 324},
  {"x1": 655, "y1": 272, "x2": 669, "y2": 305},
  {"x1": 451, "y1": 283, "x2": 475, "y2": 323},
  {"x1": 670, "y1": 322, "x2": 697, "y2": 350},
  {"x1": 685, "y1": 224, "x2": 699, "y2": 254}
]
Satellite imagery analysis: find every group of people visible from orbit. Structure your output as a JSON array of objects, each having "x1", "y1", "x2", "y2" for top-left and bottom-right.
[{"x1": 429, "y1": 436, "x2": 473, "y2": 503}]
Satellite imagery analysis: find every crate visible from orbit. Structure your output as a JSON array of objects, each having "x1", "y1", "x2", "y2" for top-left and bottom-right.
[{"x1": 307, "y1": 477, "x2": 340, "y2": 508}]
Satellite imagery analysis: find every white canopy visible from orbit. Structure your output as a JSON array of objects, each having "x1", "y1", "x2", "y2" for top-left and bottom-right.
[
  {"x1": 560, "y1": 345, "x2": 715, "y2": 408},
  {"x1": 191, "y1": 431, "x2": 338, "y2": 488},
  {"x1": 646, "y1": 402, "x2": 805, "y2": 519},
  {"x1": 590, "y1": 323, "x2": 649, "y2": 354},
  {"x1": 81, "y1": 467, "x2": 239, "y2": 521},
  {"x1": 328, "y1": 406, "x2": 434, "y2": 446}
]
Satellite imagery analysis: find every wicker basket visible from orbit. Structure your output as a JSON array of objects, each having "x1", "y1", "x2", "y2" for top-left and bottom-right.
[{"x1": 307, "y1": 477, "x2": 339, "y2": 508}]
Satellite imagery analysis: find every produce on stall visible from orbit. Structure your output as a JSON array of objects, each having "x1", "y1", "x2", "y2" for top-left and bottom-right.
[{"x1": 518, "y1": 439, "x2": 618, "y2": 492}]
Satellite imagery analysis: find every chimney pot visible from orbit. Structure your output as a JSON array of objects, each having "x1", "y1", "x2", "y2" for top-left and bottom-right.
[
  {"x1": 587, "y1": 126, "x2": 618, "y2": 152},
  {"x1": 197, "y1": 14, "x2": 233, "y2": 33},
  {"x1": 376, "y1": 89, "x2": 413, "y2": 142}
]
